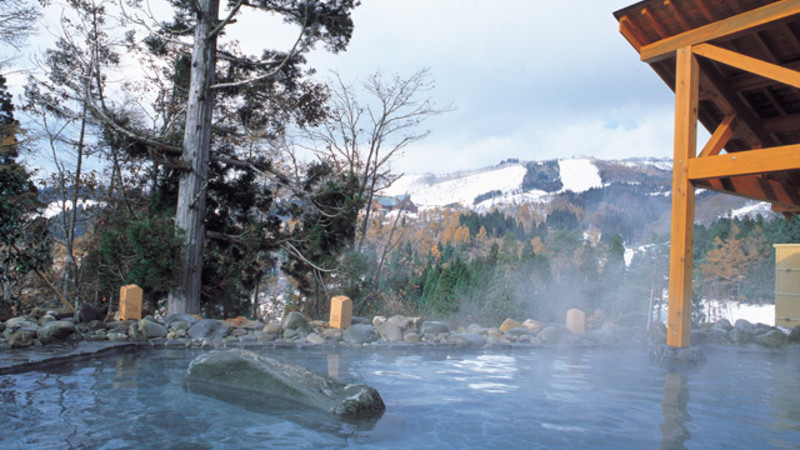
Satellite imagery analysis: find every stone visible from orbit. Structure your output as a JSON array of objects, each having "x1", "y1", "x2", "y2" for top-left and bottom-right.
[
  {"x1": 165, "y1": 314, "x2": 200, "y2": 330},
  {"x1": 107, "y1": 330, "x2": 129, "y2": 341},
  {"x1": 282, "y1": 311, "x2": 312, "y2": 340},
  {"x1": 306, "y1": 333, "x2": 326, "y2": 345},
  {"x1": 185, "y1": 349, "x2": 385, "y2": 417},
  {"x1": 403, "y1": 331, "x2": 420, "y2": 343},
  {"x1": 166, "y1": 330, "x2": 187, "y2": 339},
  {"x1": 47, "y1": 308, "x2": 75, "y2": 320},
  {"x1": 420, "y1": 321, "x2": 449, "y2": 335},
  {"x1": 8, "y1": 327, "x2": 37, "y2": 348},
  {"x1": 789, "y1": 325, "x2": 800, "y2": 344},
  {"x1": 5, "y1": 316, "x2": 37, "y2": 330},
  {"x1": 231, "y1": 328, "x2": 248, "y2": 337},
  {"x1": 128, "y1": 322, "x2": 144, "y2": 340},
  {"x1": 734, "y1": 319, "x2": 755, "y2": 332},
  {"x1": 262, "y1": 323, "x2": 282, "y2": 335},
  {"x1": 119, "y1": 284, "x2": 143, "y2": 321},
  {"x1": 650, "y1": 345, "x2": 708, "y2": 364},
  {"x1": 499, "y1": 318, "x2": 523, "y2": 332},
  {"x1": 729, "y1": 327, "x2": 754, "y2": 345},
  {"x1": 713, "y1": 319, "x2": 733, "y2": 331},
  {"x1": 372, "y1": 316, "x2": 387, "y2": 326},
  {"x1": 188, "y1": 319, "x2": 230, "y2": 340},
  {"x1": 321, "y1": 328, "x2": 343, "y2": 341},
  {"x1": 88, "y1": 320, "x2": 109, "y2": 331},
  {"x1": 77, "y1": 303, "x2": 107, "y2": 323},
  {"x1": 466, "y1": 324, "x2": 485, "y2": 334},
  {"x1": 139, "y1": 318, "x2": 167, "y2": 339},
  {"x1": 755, "y1": 329, "x2": 788, "y2": 347},
  {"x1": 37, "y1": 320, "x2": 76, "y2": 344},
  {"x1": 506, "y1": 327, "x2": 533, "y2": 337},
  {"x1": 538, "y1": 325, "x2": 572, "y2": 345},
  {"x1": 343, "y1": 324, "x2": 379, "y2": 345},
  {"x1": 377, "y1": 318, "x2": 404, "y2": 342},
  {"x1": 37, "y1": 315, "x2": 56, "y2": 326},
  {"x1": 447, "y1": 332, "x2": 487, "y2": 347},
  {"x1": 351, "y1": 316, "x2": 371, "y2": 325},
  {"x1": 705, "y1": 328, "x2": 731, "y2": 344}
]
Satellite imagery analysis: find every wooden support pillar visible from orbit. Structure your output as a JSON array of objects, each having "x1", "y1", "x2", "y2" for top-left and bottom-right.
[{"x1": 667, "y1": 46, "x2": 699, "y2": 348}]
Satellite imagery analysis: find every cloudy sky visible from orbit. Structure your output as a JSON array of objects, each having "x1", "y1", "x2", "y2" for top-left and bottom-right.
[
  {"x1": 12, "y1": 0, "x2": 699, "y2": 175},
  {"x1": 294, "y1": 0, "x2": 686, "y2": 174}
]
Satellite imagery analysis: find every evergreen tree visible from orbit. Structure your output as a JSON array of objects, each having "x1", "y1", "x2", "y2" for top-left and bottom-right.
[{"x1": 0, "y1": 74, "x2": 50, "y2": 313}]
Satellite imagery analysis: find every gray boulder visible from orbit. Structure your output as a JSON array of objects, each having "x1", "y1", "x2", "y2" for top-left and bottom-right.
[
  {"x1": 447, "y1": 332, "x2": 487, "y2": 347},
  {"x1": 420, "y1": 321, "x2": 449, "y2": 335},
  {"x1": 5, "y1": 316, "x2": 37, "y2": 330},
  {"x1": 188, "y1": 319, "x2": 230, "y2": 340},
  {"x1": 734, "y1": 319, "x2": 755, "y2": 332},
  {"x1": 8, "y1": 327, "x2": 37, "y2": 348},
  {"x1": 185, "y1": 349, "x2": 385, "y2": 417},
  {"x1": 165, "y1": 314, "x2": 199, "y2": 330},
  {"x1": 139, "y1": 318, "x2": 168, "y2": 339},
  {"x1": 538, "y1": 325, "x2": 572, "y2": 344},
  {"x1": 729, "y1": 327, "x2": 754, "y2": 345},
  {"x1": 789, "y1": 326, "x2": 800, "y2": 344},
  {"x1": 377, "y1": 316, "x2": 407, "y2": 342},
  {"x1": 37, "y1": 320, "x2": 76, "y2": 344},
  {"x1": 305, "y1": 333, "x2": 326, "y2": 345},
  {"x1": 77, "y1": 302, "x2": 107, "y2": 323},
  {"x1": 343, "y1": 324, "x2": 379, "y2": 345},
  {"x1": 282, "y1": 311, "x2": 312, "y2": 340},
  {"x1": 754, "y1": 329, "x2": 788, "y2": 347},
  {"x1": 713, "y1": 319, "x2": 733, "y2": 331}
]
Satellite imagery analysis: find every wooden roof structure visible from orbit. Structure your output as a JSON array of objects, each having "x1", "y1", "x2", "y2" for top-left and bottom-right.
[{"x1": 614, "y1": 0, "x2": 800, "y2": 347}]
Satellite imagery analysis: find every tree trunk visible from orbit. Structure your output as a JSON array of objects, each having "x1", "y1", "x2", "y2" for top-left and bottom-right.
[{"x1": 169, "y1": 0, "x2": 219, "y2": 315}]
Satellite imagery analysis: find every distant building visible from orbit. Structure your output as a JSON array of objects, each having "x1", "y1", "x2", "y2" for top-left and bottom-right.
[{"x1": 371, "y1": 195, "x2": 417, "y2": 213}]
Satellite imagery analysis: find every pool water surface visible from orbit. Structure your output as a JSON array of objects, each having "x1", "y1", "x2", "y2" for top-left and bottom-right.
[{"x1": 1, "y1": 345, "x2": 798, "y2": 448}]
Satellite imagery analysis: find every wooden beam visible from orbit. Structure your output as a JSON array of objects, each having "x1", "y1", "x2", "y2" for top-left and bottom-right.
[
  {"x1": 699, "y1": 114, "x2": 736, "y2": 157},
  {"x1": 668, "y1": 46, "x2": 699, "y2": 349},
  {"x1": 643, "y1": 7, "x2": 670, "y2": 39},
  {"x1": 764, "y1": 112, "x2": 800, "y2": 134},
  {"x1": 727, "y1": 60, "x2": 800, "y2": 91},
  {"x1": 698, "y1": 175, "x2": 800, "y2": 207},
  {"x1": 665, "y1": 0, "x2": 692, "y2": 31},
  {"x1": 689, "y1": 143, "x2": 800, "y2": 179},
  {"x1": 619, "y1": 15, "x2": 645, "y2": 51},
  {"x1": 640, "y1": 0, "x2": 800, "y2": 63},
  {"x1": 693, "y1": 43, "x2": 800, "y2": 89},
  {"x1": 697, "y1": 58, "x2": 777, "y2": 147},
  {"x1": 695, "y1": 0, "x2": 715, "y2": 22}
]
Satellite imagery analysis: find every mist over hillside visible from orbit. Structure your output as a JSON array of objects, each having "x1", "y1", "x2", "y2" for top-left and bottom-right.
[{"x1": 383, "y1": 157, "x2": 773, "y2": 245}]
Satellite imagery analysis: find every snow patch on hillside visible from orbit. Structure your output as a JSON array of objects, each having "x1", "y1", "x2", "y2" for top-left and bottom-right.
[
  {"x1": 383, "y1": 164, "x2": 526, "y2": 207},
  {"x1": 558, "y1": 159, "x2": 602, "y2": 193},
  {"x1": 730, "y1": 201, "x2": 774, "y2": 220}
]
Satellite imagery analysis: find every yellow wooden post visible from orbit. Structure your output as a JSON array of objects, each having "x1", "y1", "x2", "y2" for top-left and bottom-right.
[
  {"x1": 329, "y1": 296, "x2": 352, "y2": 329},
  {"x1": 120, "y1": 284, "x2": 143, "y2": 321},
  {"x1": 667, "y1": 46, "x2": 699, "y2": 348}
]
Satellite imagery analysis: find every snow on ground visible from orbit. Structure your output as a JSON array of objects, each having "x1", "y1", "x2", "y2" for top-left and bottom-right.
[
  {"x1": 701, "y1": 300, "x2": 775, "y2": 327},
  {"x1": 383, "y1": 164, "x2": 527, "y2": 207},
  {"x1": 43, "y1": 200, "x2": 103, "y2": 219},
  {"x1": 730, "y1": 201, "x2": 774, "y2": 220},
  {"x1": 558, "y1": 158, "x2": 602, "y2": 193}
]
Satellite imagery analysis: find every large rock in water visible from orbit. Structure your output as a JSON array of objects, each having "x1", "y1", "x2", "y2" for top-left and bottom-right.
[
  {"x1": 185, "y1": 349, "x2": 385, "y2": 418},
  {"x1": 37, "y1": 320, "x2": 76, "y2": 344}
]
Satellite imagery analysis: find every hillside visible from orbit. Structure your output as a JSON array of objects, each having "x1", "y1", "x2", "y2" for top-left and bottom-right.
[{"x1": 382, "y1": 157, "x2": 773, "y2": 245}]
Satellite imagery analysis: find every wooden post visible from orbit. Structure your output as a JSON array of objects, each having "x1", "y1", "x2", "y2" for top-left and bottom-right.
[
  {"x1": 120, "y1": 284, "x2": 143, "y2": 321},
  {"x1": 566, "y1": 308, "x2": 586, "y2": 333},
  {"x1": 667, "y1": 46, "x2": 699, "y2": 348},
  {"x1": 329, "y1": 296, "x2": 352, "y2": 329}
]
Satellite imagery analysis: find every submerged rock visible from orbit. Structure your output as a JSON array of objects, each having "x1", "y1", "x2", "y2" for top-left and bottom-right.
[
  {"x1": 446, "y1": 332, "x2": 487, "y2": 347},
  {"x1": 420, "y1": 321, "x2": 449, "y2": 336},
  {"x1": 650, "y1": 345, "x2": 707, "y2": 364},
  {"x1": 185, "y1": 349, "x2": 385, "y2": 418}
]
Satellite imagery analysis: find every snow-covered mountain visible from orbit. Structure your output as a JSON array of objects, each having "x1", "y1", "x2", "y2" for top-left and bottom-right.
[{"x1": 382, "y1": 157, "x2": 773, "y2": 244}]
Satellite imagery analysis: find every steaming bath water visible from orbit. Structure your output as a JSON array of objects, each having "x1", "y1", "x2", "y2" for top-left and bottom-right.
[{"x1": 1, "y1": 345, "x2": 798, "y2": 448}]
